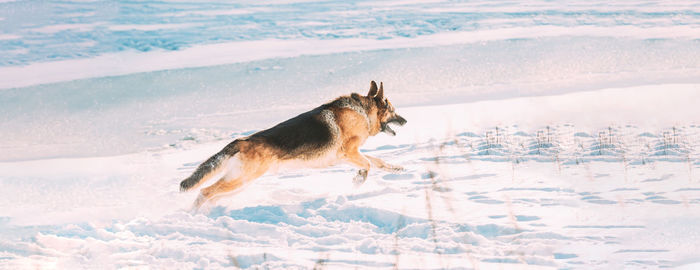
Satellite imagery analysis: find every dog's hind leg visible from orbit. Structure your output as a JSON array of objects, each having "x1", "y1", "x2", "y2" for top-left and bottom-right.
[
  {"x1": 192, "y1": 176, "x2": 247, "y2": 211},
  {"x1": 365, "y1": 155, "x2": 404, "y2": 173},
  {"x1": 191, "y1": 175, "x2": 235, "y2": 211},
  {"x1": 191, "y1": 153, "x2": 272, "y2": 211}
]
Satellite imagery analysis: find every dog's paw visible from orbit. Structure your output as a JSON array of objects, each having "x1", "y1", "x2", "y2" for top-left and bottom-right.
[
  {"x1": 189, "y1": 193, "x2": 208, "y2": 214},
  {"x1": 389, "y1": 165, "x2": 404, "y2": 173},
  {"x1": 353, "y1": 169, "x2": 368, "y2": 187},
  {"x1": 381, "y1": 164, "x2": 404, "y2": 173}
]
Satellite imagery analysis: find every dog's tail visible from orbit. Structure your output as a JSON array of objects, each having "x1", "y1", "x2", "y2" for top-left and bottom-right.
[{"x1": 179, "y1": 140, "x2": 241, "y2": 192}]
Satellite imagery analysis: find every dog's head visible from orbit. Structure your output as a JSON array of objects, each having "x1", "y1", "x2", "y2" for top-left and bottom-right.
[{"x1": 366, "y1": 81, "x2": 407, "y2": 136}]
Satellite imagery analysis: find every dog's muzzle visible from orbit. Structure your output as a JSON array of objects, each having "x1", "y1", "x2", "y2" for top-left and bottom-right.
[{"x1": 381, "y1": 115, "x2": 407, "y2": 136}]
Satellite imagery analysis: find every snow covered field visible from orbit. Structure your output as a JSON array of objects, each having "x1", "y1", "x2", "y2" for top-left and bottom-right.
[
  {"x1": 2, "y1": 85, "x2": 700, "y2": 269},
  {"x1": 2, "y1": 0, "x2": 700, "y2": 269}
]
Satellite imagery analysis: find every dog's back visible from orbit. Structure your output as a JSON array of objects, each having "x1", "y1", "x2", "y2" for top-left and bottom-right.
[{"x1": 248, "y1": 104, "x2": 339, "y2": 160}]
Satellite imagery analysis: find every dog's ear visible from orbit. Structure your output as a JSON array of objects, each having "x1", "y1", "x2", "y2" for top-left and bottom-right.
[
  {"x1": 368, "y1": 81, "x2": 378, "y2": 97},
  {"x1": 374, "y1": 82, "x2": 387, "y2": 107}
]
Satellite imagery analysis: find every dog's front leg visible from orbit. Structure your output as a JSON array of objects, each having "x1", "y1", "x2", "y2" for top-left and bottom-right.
[
  {"x1": 346, "y1": 151, "x2": 371, "y2": 186},
  {"x1": 365, "y1": 155, "x2": 404, "y2": 173},
  {"x1": 342, "y1": 137, "x2": 371, "y2": 186}
]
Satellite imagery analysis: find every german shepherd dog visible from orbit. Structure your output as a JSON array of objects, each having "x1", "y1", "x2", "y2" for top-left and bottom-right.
[{"x1": 180, "y1": 81, "x2": 407, "y2": 209}]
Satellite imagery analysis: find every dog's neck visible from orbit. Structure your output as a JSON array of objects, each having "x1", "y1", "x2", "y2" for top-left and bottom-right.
[{"x1": 334, "y1": 95, "x2": 372, "y2": 131}]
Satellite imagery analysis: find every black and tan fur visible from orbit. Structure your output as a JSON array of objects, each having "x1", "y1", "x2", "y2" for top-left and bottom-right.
[{"x1": 180, "y1": 81, "x2": 407, "y2": 210}]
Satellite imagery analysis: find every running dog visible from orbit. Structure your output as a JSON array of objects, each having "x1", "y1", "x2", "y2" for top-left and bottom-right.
[{"x1": 180, "y1": 81, "x2": 407, "y2": 209}]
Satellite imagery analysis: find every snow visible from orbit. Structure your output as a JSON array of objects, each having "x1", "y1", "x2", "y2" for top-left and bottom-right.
[
  {"x1": 2, "y1": 86, "x2": 700, "y2": 269},
  {"x1": 1, "y1": 0, "x2": 699, "y2": 88},
  {"x1": 1, "y1": 0, "x2": 700, "y2": 269},
  {"x1": 0, "y1": 34, "x2": 20, "y2": 40},
  {"x1": 106, "y1": 23, "x2": 204, "y2": 32},
  {"x1": 2, "y1": 26, "x2": 700, "y2": 90},
  {"x1": 2, "y1": 38, "x2": 699, "y2": 161}
]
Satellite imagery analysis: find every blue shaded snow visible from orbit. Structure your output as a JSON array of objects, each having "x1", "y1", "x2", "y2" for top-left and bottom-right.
[{"x1": 210, "y1": 198, "x2": 425, "y2": 234}]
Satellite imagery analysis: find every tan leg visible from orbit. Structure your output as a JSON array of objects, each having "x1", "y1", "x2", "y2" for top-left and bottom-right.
[
  {"x1": 343, "y1": 136, "x2": 371, "y2": 186},
  {"x1": 347, "y1": 151, "x2": 371, "y2": 186},
  {"x1": 192, "y1": 151, "x2": 272, "y2": 210},
  {"x1": 365, "y1": 155, "x2": 404, "y2": 172},
  {"x1": 191, "y1": 177, "x2": 247, "y2": 210}
]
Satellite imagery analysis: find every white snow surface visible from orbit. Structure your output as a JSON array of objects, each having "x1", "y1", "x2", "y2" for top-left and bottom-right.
[
  {"x1": 1, "y1": 0, "x2": 700, "y2": 89},
  {"x1": 2, "y1": 0, "x2": 700, "y2": 161},
  {"x1": 2, "y1": 85, "x2": 700, "y2": 269},
  {"x1": 2, "y1": 0, "x2": 700, "y2": 269},
  {"x1": 3, "y1": 25, "x2": 700, "y2": 90}
]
